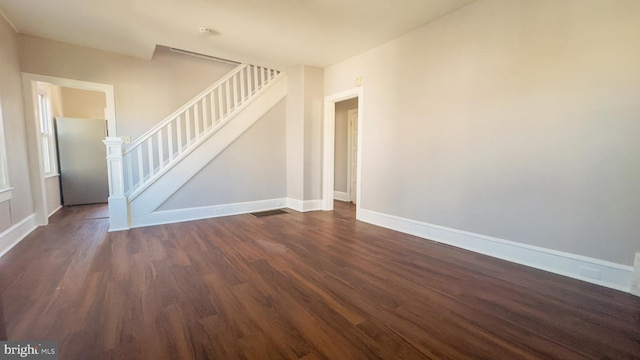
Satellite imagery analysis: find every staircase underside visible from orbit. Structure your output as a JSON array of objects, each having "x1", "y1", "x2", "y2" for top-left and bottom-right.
[{"x1": 128, "y1": 74, "x2": 287, "y2": 228}]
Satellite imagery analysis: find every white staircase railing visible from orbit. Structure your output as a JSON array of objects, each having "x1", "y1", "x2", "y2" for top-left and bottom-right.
[{"x1": 121, "y1": 64, "x2": 282, "y2": 199}]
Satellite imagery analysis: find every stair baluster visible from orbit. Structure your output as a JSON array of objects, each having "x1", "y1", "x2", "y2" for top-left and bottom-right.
[{"x1": 118, "y1": 64, "x2": 282, "y2": 200}]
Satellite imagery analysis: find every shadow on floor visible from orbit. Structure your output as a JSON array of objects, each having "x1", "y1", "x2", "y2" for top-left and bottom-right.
[{"x1": 49, "y1": 203, "x2": 109, "y2": 223}]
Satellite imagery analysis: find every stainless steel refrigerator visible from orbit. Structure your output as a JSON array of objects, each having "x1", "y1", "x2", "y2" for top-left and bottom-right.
[{"x1": 55, "y1": 117, "x2": 109, "y2": 205}]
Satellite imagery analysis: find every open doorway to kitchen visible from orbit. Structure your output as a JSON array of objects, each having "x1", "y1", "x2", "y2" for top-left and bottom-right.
[{"x1": 22, "y1": 73, "x2": 116, "y2": 226}]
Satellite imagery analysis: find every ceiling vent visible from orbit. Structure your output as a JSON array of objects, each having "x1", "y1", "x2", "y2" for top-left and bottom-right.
[{"x1": 169, "y1": 47, "x2": 241, "y2": 65}]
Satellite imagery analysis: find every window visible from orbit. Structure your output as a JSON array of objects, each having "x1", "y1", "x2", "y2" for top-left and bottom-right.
[
  {"x1": 0, "y1": 97, "x2": 12, "y2": 202},
  {"x1": 36, "y1": 84, "x2": 56, "y2": 175}
]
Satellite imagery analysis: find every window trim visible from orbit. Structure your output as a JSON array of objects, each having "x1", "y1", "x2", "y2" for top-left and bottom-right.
[{"x1": 36, "y1": 84, "x2": 57, "y2": 176}]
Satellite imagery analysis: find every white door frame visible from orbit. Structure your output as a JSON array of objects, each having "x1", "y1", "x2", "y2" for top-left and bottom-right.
[
  {"x1": 347, "y1": 108, "x2": 358, "y2": 203},
  {"x1": 322, "y1": 87, "x2": 363, "y2": 216},
  {"x1": 21, "y1": 73, "x2": 117, "y2": 225}
]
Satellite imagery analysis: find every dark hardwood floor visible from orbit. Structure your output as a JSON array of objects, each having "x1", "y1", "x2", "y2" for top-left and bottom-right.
[{"x1": 0, "y1": 202, "x2": 638, "y2": 359}]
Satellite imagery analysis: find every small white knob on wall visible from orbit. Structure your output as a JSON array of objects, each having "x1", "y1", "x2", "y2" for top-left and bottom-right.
[{"x1": 632, "y1": 252, "x2": 640, "y2": 296}]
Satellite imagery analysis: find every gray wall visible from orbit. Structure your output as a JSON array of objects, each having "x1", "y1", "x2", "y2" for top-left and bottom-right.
[
  {"x1": 0, "y1": 15, "x2": 33, "y2": 233},
  {"x1": 159, "y1": 99, "x2": 287, "y2": 209},
  {"x1": 324, "y1": 0, "x2": 640, "y2": 266}
]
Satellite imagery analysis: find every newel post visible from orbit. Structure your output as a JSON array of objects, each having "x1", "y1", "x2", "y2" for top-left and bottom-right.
[{"x1": 104, "y1": 137, "x2": 130, "y2": 231}]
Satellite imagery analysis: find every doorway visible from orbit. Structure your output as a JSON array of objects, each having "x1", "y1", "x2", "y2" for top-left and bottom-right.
[
  {"x1": 22, "y1": 73, "x2": 116, "y2": 225},
  {"x1": 322, "y1": 87, "x2": 363, "y2": 217},
  {"x1": 332, "y1": 98, "x2": 359, "y2": 205},
  {"x1": 36, "y1": 83, "x2": 109, "y2": 209}
]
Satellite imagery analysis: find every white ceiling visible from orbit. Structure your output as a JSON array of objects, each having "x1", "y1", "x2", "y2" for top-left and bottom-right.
[{"x1": 0, "y1": 0, "x2": 475, "y2": 68}]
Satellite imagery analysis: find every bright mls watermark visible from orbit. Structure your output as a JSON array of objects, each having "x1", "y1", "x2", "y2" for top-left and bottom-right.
[{"x1": 1, "y1": 342, "x2": 58, "y2": 359}]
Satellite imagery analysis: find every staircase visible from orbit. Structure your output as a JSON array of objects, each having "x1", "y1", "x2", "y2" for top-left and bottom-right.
[{"x1": 104, "y1": 64, "x2": 287, "y2": 231}]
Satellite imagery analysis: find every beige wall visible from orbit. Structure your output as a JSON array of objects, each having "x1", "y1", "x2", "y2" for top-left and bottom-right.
[
  {"x1": 286, "y1": 66, "x2": 305, "y2": 201},
  {"x1": 286, "y1": 65, "x2": 324, "y2": 203},
  {"x1": 44, "y1": 177, "x2": 61, "y2": 215},
  {"x1": 303, "y1": 66, "x2": 324, "y2": 201},
  {"x1": 324, "y1": 0, "x2": 640, "y2": 266},
  {"x1": 49, "y1": 85, "x2": 64, "y2": 117},
  {"x1": 334, "y1": 98, "x2": 358, "y2": 193},
  {"x1": 18, "y1": 37, "x2": 236, "y2": 139},
  {"x1": 60, "y1": 87, "x2": 106, "y2": 120},
  {"x1": 0, "y1": 15, "x2": 34, "y2": 234},
  {"x1": 159, "y1": 99, "x2": 287, "y2": 209}
]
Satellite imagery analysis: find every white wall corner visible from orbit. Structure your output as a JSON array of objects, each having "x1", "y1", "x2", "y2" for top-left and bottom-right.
[
  {"x1": 302, "y1": 199, "x2": 322, "y2": 212},
  {"x1": 286, "y1": 198, "x2": 322, "y2": 212},
  {"x1": 358, "y1": 208, "x2": 635, "y2": 294},
  {"x1": 287, "y1": 198, "x2": 304, "y2": 212},
  {"x1": 631, "y1": 252, "x2": 640, "y2": 297},
  {"x1": 48, "y1": 205, "x2": 62, "y2": 218},
  {"x1": 334, "y1": 191, "x2": 349, "y2": 202},
  {"x1": 0, "y1": 7, "x2": 19, "y2": 32},
  {"x1": 108, "y1": 195, "x2": 130, "y2": 231},
  {"x1": 0, "y1": 214, "x2": 38, "y2": 259}
]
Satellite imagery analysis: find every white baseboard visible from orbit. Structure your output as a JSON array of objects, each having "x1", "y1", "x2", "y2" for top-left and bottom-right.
[
  {"x1": 0, "y1": 214, "x2": 38, "y2": 258},
  {"x1": 286, "y1": 198, "x2": 322, "y2": 212},
  {"x1": 48, "y1": 205, "x2": 62, "y2": 218},
  {"x1": 132, "y1": 198, "x2": 289, "y2": 228},
  {"x1": 333, "y1": 191, "x2": 349, "y2": 202},
  {"x1": 632, "y1": 253, "x2": 640, "y2": 296},
  {"x1": 358, "y1": 208, "x2": 634, "y2": 293}
]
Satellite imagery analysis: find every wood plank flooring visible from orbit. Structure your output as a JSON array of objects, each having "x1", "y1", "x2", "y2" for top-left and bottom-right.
[{"x1": 0, "y1": 202, "x2": 638, "y2": 359}]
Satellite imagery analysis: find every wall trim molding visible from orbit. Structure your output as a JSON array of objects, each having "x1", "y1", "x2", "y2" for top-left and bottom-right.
[
  {"x1": 358, "y1": 208, "x2": 634, "y2": 293},
  {"x1": 333, "y1": 191, "x2": 349, "y2": 202},
  {"x1": 132, "y1": 198, "x2": 288, "y2": 228},
  {"x1": 0, "y1": 187, "x2": 13, "y2": 203},
  {"x1": 0, "y1": 214, "x2": 37, "y2": 259},
  {"x1": 287, "y1": 198, "x2": 322, "y2": 212},
  {"x1": 48, "y1": 205, "x2": 62, "y2": 218}
]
